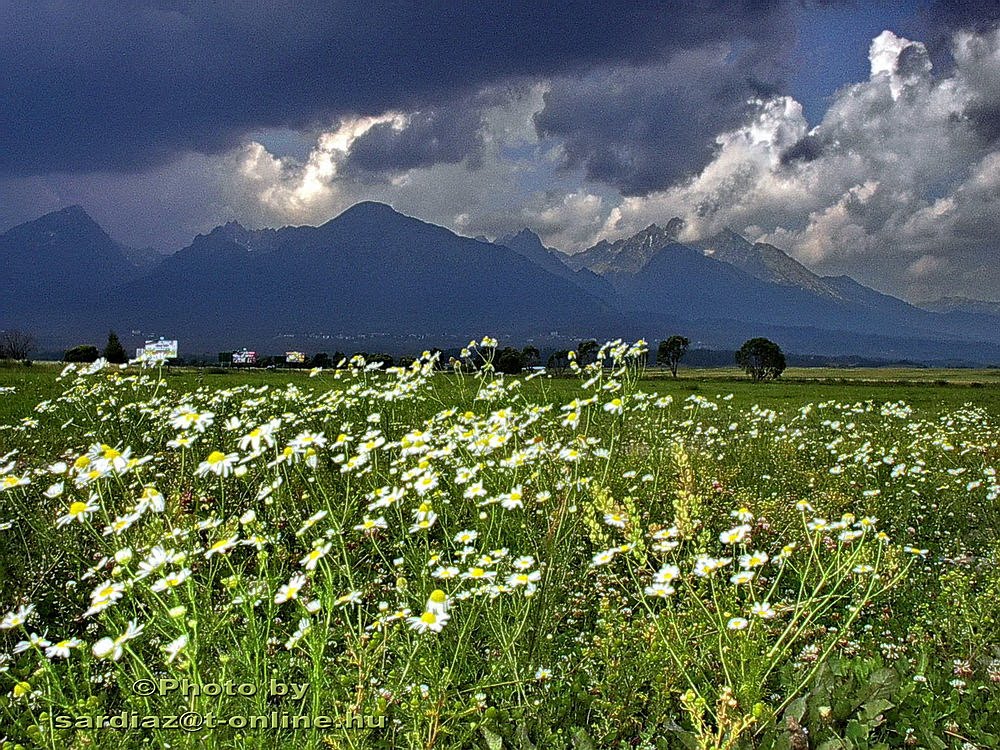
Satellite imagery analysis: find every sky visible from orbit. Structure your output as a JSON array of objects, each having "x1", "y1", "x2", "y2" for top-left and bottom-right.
[{"x1": 1, "y1": 0, "x2": 998, "y2": 302}]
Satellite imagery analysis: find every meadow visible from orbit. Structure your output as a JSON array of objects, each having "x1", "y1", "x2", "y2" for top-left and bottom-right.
[{"x1": 0, "y1": 345, "x2": 998, "y2": 749}]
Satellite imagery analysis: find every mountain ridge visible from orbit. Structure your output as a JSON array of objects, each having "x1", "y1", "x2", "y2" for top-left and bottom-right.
[{"x1": 2, "y1": 203, "x2": 999, "y2": 364}]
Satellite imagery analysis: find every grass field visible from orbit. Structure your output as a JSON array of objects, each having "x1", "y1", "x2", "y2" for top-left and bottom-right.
[{"x1": 0, "y1": 348, "x2": 998, "y2": 749}]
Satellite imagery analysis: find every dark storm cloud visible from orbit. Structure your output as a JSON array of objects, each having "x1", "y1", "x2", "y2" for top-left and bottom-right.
[
  {"x1": 779, "y1": 134, "x2": 825, "y2": 165},
  {"x1": 0, "y1": 0, "x2": 789, "y2": 177},
  {"x1": 342, "y1": 107, "x2": 484, "y2": 176},
  {"x1": 923, "y1": 0, "x2": 1000, "y2": 34},
  {"x1": 532, "y1": 43, "x2": 790, "y2": 196}
]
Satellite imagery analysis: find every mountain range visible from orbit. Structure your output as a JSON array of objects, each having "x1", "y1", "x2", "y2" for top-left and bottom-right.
[{"x1": 2, "y1": 202, "x2": 999, "y2": 365}]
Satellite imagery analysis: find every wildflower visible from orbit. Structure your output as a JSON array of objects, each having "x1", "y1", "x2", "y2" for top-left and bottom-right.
[
  {"x1": 719, "y1": 525, "x2": 751, "y2": 545},
  {"x1": 164, "y1": 634, "x2": 189, "y2": 663},
  {"x1": 353, "y1": 516, "x2": 388, "y2": 533},
  {"x1": 0, "y1": 604, "x2": 34, "y2": 630},
  {"x1": 604, "y1": 512, "x2": 628, "y2": 529},
  {"x1": 591, "y1": 548, "x2": 619, "y2": 567},
  {"x1": 462, "y1": 567, "x2": 496, "y2": 582},
  {"x1": 727, "y1": 617, "x2": 749, "y2": 631},
  {"x1": 730, "y1": 570, "x2": 755, "y2": 585},
  {"x1": 135, "y1": 486, "x2": 165, "y2": 514},
  {"x1": 776, "y1": 543, "x2": 797, "y2": 562},
  {"x1": 731, "y1": 507, "x2": 754, "y2": 522},
  {"x1": 603, "y1": 398, "x2": 624, "y2": 415},
  {"x1": 85, "y1": 581, "x2": 126, "y2": 616},
  {"x1": 407, "y1": 610, "x2": 450, "y2": 634},
  {"x1": 0, "y1": 474, "x2": 30, "y2": 492},
  {"x1": 151, "y1": 568, "x2": 192, "y2": 592},
  {"x1": 464, "y1": 482, "x2": 488, "y2": 500},
  {"x1": 136, "y1": 545, "x2": 176, "y2": 578},
  {"x1": 285, "y1": 618, "x2": 312, "y2": 649},
  {"x1": 196, "y1": 451, "x2": 239, "y2": 478},
  {"x1": 654, "y1": 564, "x2": 681, "y2": 583},
  {"x1": 56, "y1": 498, "x2": 100, "y2": 527},
  {"x1": 12, "y1": 681, "x2": 33, "y2": 699},
  {"x1": 750, "y1": 602, "x2": 776, "y2": 619},
  {"x1": 512, "y1": 555, "x2": 535, "y2": 571},
  {"x1": 296, "y1": 510, "x2": 327, "y2": 536},
  {"x1": 13, "y1": 632, "x2": 50, "y2": 653},
  {"x1": 644, "y1": 583, "x2": 676, "y2": 598},
  {"x1": 45, "y1": 638, "x2": 84, "y2": 659},
  {"x1": 275, "y1": 574, "x2": 307, "y2": 604},
  {"x1": 534, "y1": 667, "x2": 552, "y2": 681},
  {"x1": 170, "y1": 409, "x2": 213, "y2": 432},
  {"x1": 334, "y1": 591, "x2": 363, "y2": 607},
  {"x1": 290, "y1": 431, "x2": 327, "y2": 452},
  {"x1": 413, "y1": 472, "x2": 439, "y2": 496},
  {"x1": 694, "y1": 555, "x2": 731, "y2": 577},
  {"x1": 92, "y1": 620, "x2": 144, "y2": 661},
  {"x1": 426, "y1": 589, "x2": 450, "y2": 615},
  {"x1": 738, "y1": 551, "x2": 769, "y2": 569},
  {"x1": 432, "y1": 565, "x2": 460, "y2": 579},
  {"x1": 300, "y1": 543, "x2": 332, "y2": 570},
  {"x1": 506, "y1": 570, "x2": 541, "y2": 595},
  {"x1": 205, "y1": 536, "x2": 239, "y2": 559},
  {"x1": 453, "y1": 529, "x2": 479, "y2": 544},
  {"x1": 409, "y1": 503, "x2": 438, "y2": 533},
  {"x1": 500, "y1": 486, "x2": 525, "y2": 510}
]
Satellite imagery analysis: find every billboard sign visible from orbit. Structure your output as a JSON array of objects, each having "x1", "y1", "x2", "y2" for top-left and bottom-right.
[
  {"x1": 136, "y1": 338, "x2": 178, "y2": 361},
  {"x1": 144, "y1": 338, "x2": 178, "y2": 358},
  {"x1": 285, "y1": 351, "x2": 307, "y2": 364},
  {"x1": 232, "y1": 349, "x2": 257, "y2": 365}
]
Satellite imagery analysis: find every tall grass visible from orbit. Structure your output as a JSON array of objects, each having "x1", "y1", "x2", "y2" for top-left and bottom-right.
[{"x1": 0, "y1": 343, "x2": 998, "y2": 749}]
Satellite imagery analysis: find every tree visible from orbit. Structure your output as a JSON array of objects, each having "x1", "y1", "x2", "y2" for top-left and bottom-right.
[
  {"x1": 64, "y1": 344, "x2": 100, "y2": 363},
  {"x1": 547, "y1": 350, "x2": 570, "y2": 373},
  {"x1": 309, "y1": 352, "x2": 332, "y2": 369},
  {"x1": 577, "y1": 339, "x2": 599, "y2": 366},
  {"x1": 495, "y1": 347, "x2": 524, "y2": 374},
  {"x1": 521, "y1": 345, "x2": 541, "y2": 369},
  {"x1": 735, "y1": 338, "x2": 786, "y2": 382},
  {"x1": 657, "y1": 335, "x2": 690, "y2": 378},
  {"x1": 103, "y1": 331, "x2": 128, "y2": 364},
  {"x1": 0, "y1": 329, "x2": 35, "y2": 361}
]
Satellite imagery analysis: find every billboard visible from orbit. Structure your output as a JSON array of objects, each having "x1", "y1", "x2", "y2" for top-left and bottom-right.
[
  {"x1": 232, "y1": 349, "x2": 257, "y2": 365},
  {"x1": 285, "y1": 351, "x2": 307, "y2": 364},
  {"x1": 137, "y1": 338, "x2": 178, "y2": 360}
]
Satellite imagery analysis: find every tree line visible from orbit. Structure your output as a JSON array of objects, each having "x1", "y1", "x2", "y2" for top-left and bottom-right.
[{"x1": 6, "y1": 328, "x2": 787, "y2": 382}]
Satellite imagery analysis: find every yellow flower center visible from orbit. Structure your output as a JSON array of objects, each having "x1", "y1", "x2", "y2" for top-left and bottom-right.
[
  {"x1": 429, "y1": 589, "x2": 447, "y2": 603},
  {"x1": 69, "y1": 501, "x2": 88, "y2": 515},
  {"x1": 420, "y1": 611, "x2": 437, "y2": 624},
  {"x1": 206, "y1": 451, "x2": 226, "y2": 464}
]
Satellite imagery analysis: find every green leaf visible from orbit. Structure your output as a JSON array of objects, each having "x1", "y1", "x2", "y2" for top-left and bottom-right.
[
  {"x1": 482, "y1": 727, "x2": 504, "y2": 750},
  {"x1": 860, "y1": 698, "x2": 894, "y2": 723},
  {"x1": 846, "y1": 719, "x2": 868, "y2": 741},
  {"x1": 784, "y1": 696, "x2": 807, "y2": 721},
  {"x1": 662, "y1": 720, "x2": 699, "y2": 750},
  {"x1": 572, "y1": 728, "x2": 597, "y2": 750},
  {"x1": 515, "y1": 723, "x2": 537, "y2": 750}
]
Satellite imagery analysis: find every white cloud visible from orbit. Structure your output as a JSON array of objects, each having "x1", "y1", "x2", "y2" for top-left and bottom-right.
[{"x1": 591, "y1": 27, "x2": 1000, "y2": 300}]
